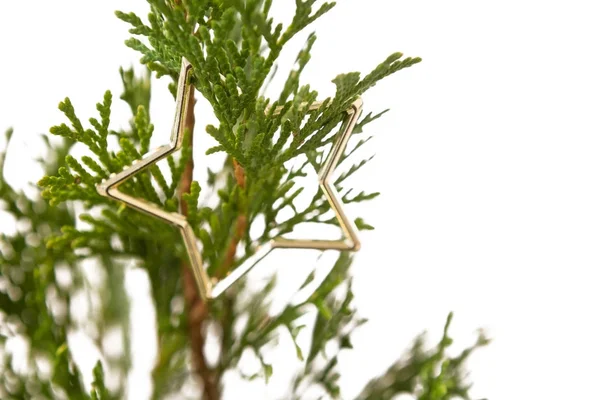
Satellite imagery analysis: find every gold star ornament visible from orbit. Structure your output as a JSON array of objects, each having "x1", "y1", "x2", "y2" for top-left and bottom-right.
[{"x1": 97, "y1": 58, "x2": 364, "y2": 301}]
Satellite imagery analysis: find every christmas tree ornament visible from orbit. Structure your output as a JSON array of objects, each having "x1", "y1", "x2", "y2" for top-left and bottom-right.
[{"x1": 97, "y1": 58, "x2": 363, "y2": 300}]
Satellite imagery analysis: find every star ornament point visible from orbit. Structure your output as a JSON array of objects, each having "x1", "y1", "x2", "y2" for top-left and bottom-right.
[{"x1": 97, "y1": 58, "x2": 364, "y2": 301}]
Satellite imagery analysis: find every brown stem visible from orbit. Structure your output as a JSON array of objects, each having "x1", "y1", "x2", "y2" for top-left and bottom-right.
[
  {"x1": 179, "y1": 89, "x2": 220, "y2": 400},
  {"x1": 214, "y1": 159, "x2": 248, "y2": 279},
  {"x1": 213, "y1": 159, "x2": 247, "y2": 383},
  {"x1": 169, "y1": 3, "x2": 220, "y2": 399}
]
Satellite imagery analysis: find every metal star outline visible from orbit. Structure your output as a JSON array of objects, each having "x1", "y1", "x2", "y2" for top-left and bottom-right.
[{"x1": 97, "y1": 58, "x2": 363, "y2": 301}]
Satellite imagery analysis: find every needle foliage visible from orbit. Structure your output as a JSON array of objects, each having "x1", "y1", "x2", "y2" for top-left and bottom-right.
[{"x1": 0, "y1": 1, "x2": 487, "y2": 399}]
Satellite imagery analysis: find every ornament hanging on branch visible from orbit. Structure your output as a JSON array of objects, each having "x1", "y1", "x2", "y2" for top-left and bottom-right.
[{"x1": 97, "y1": 58, "x2": 363, "y2": 301}]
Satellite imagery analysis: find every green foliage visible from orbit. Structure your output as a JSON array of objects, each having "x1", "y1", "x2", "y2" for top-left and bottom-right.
[
  {"x1": 0, "y1": 1, "x2": 488, "y2": 400},
  {"x1": 355, "y1": 313, "x2": 490, "y2": 400},
  {"x1": 0, "y1": 129, "x2": 117, "y2": 399},
  {"x1": 38, "y1": 1, "x2": 413, "y2": 283},
  {"x1": 90, "y1": 362, "x2": 110, "y2": 400},
  {"x1": 120, "y1": 66, "x2": 152, "y2": 114}
]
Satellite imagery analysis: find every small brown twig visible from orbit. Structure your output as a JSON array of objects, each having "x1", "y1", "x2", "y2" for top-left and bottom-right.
[
  {"x1": 214, "y1": 159, "x2": 248, "y2": 279},
  {"x1": 213, "y1": 159, "x2": 248, "y2": 383}
]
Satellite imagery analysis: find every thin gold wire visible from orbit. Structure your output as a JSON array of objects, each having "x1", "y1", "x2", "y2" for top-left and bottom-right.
[{"x1": 96, "y1": 58, "x2": 363, "y2": 301}]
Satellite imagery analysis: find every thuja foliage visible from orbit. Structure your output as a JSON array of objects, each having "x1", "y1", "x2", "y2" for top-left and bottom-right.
[{"x1": 0, "y1": 1, "x2": 488, "y2": 399}]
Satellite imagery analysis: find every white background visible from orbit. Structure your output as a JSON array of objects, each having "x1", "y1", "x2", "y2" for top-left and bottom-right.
[{"x1": 2, "y1": 1, "x2": 600, "y2": 399}]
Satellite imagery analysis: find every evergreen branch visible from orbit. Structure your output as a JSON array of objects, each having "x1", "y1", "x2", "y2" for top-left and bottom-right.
[
  {"x1": 0, "y1": 2, "x2": 491, "y2": 400},
  {"x1": 355, "y1": 314, "x2": 490, "y2": 400},
  {"x1": 120, "y1": 65, "x2": 152, "y2": 114}
]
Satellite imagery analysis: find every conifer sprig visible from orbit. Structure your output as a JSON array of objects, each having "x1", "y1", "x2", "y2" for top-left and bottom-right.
[
  {"x1": 0, "y1": 1, "x2": 490, "y2": 399},
  {"x1": 0, "y1": 130, "x2": 126, "y2": 398}
]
